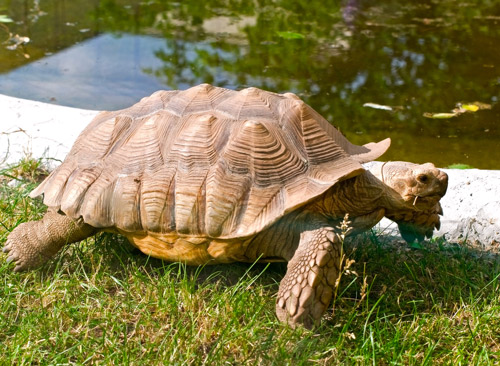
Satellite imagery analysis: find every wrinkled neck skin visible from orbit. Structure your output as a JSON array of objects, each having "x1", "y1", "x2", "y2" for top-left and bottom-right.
[{"x1": 307, "y1": 171, "x2": 391, "y2": 226}]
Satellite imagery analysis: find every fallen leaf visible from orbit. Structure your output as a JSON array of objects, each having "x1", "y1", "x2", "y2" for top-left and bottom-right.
[
  {"x1": 461, "y1": 104, "x2": 479, "y2": 112},
  {"x1": 470, "y1": 101, "x2": 492, "y2": 110},
  {"x1": 423, "y1": 112, "x2": 458, "y2": 119},
  {"x1": 5, "y1": 34, "x2": 30, "y2": 50},
  {"x1": 363, "y1": 103, "x2": 393, "y2": 111},
  {"x1": 425, "y1": 101, "x2": 492, "y2": 119}
]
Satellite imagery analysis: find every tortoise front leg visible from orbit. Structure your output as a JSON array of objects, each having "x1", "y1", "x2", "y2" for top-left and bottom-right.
[
  {"x1": 3, "y1": 211, "x2": 96, "y2": 271},
  {"x1": 276, "y1": 221, "x2": 341, "y2": 328}
]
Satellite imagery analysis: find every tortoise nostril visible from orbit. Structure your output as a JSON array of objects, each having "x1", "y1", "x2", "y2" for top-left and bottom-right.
[{"x1": 417, "y1": 174, "x2": 429, "y2": 183}]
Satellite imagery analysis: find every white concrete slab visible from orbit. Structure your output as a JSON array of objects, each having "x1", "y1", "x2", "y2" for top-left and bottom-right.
[
  {"x1": 1, "y1": 94, "x2": 499, "y2": 247},
  {"x1": 0, "y1": 94, "x2": 98, "y2": 168}
]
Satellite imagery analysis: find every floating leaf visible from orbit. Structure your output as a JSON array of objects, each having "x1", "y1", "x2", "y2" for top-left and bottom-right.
[
  {"x1": 424, "y1": 101, "x2": 492, "y2": 119},
  {"x1": 423, "y1": 112, "x2": 458, "y2": 119},
  {"x1": 6, "y1": 34, "x2": 30, "y2": 50},
  {"x1": 452, "y1": 107, "x2": 467, "y2": 114},
  {"x1": 363, "y1": 103, "x2": 393, "y2": 111},
  {"x1": 461, "y1": 104, "x2": 479, "y2": 112},
  {"x1": 0, "y1": 15, "x2": 14, "y2": 23},
  {"x1": 276, "y1": 31, "x2": 305, "y2": 40},
  {"x1": 469, "y1": 101, "x2": 491, "y2": 110},
  {"x1": 454, "y1": 101, "x2": 492, "y2": 114}
]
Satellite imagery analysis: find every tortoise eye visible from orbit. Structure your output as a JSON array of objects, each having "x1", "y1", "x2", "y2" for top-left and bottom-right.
[{"x1": 417, "y1": 174, "x2": 429, "y2": 183}]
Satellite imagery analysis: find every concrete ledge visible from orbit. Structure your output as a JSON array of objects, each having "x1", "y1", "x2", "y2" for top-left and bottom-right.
[
  {"x1": 0, "y1": 94, "x2": 98, "y2": 168},
  {"x1": 1, "y1": 94, "x2": 499, "y2": 247}
]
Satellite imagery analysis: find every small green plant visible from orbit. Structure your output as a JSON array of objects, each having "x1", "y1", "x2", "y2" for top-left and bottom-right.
[{"x1": 446, "y1": 163, "x2": 475, "y2": 169}]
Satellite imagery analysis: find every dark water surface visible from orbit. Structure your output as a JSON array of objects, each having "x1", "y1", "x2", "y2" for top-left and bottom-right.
[{"x1": 0, "y1": 0, "x2": 499, "y2": 168}]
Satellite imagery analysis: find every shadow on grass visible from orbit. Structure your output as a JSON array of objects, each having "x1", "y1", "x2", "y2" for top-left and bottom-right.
[{"x1": 35, "y1": 229, "x2": 500, "y2": 325}]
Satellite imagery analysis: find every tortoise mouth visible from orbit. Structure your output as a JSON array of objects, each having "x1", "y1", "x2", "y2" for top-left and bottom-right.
[
  {"x1": 404, "y1": 194, "x2": 442, "y2": 209},
  {"x1": 391, "y1": 207, "x2": 443, "y2": 243}
]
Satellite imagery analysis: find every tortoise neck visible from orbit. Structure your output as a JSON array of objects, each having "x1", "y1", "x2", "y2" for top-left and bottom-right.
[{"x1": 309, "y1": 171, "x2": 386, "y2": 219}]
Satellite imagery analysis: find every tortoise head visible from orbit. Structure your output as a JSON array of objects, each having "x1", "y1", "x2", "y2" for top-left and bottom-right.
[{"x1": 370, "y1": 161, "x2": 448, "y2": 242}]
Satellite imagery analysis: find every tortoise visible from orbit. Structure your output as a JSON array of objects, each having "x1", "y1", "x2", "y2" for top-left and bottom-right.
[{"x1": 3, "y1": 84, "x2": 448, "y2": 328}]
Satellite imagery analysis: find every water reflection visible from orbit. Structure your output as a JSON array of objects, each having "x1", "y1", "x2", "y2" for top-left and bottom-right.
[
  {"x1": 2, "y1": 34, "x2": 172, "y2": 108},
  {"x1": 0, "y1": 0, "x2": 499, "y2": 168}
]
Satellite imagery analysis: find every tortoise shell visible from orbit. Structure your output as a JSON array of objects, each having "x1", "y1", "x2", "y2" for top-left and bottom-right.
[{"x1": 31, "y1": 84, "x2": 390, "y2": 239}]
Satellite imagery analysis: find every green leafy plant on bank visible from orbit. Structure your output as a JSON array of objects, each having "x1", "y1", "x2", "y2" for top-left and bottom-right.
[{"x1": 446, "y1": 163, "x2": 475, "y2": 170}]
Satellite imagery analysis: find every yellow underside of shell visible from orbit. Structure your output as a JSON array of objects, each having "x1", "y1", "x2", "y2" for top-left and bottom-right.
[{"x1": 120, "y1": 231, "x2": 249, "y2": 265}]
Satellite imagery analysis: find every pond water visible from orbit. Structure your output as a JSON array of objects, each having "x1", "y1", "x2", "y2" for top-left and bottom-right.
[{"x1": 1, "y1": 0, "x2": 499, "y2": 169}]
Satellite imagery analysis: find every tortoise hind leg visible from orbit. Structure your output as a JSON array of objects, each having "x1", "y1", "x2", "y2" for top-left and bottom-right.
[
  {"x1": 3, "y1": 211, "x2": 96, "y2": 271},
  {"x1": 276, "y1": 221, "x2": 341, "y2": 328}
]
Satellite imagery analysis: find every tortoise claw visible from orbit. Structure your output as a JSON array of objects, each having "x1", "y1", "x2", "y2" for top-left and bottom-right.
[
  {"x1": 3, "y1": 242, "x2": 12, "y2": 253},
  {"x1": 3, "y1": 239, "x2": 22, "y2": 270}
]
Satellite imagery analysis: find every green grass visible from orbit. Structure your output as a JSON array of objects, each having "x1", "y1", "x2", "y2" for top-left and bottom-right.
[{"x1": 1, "y1": 160, "x2": 500, "y2": 365}]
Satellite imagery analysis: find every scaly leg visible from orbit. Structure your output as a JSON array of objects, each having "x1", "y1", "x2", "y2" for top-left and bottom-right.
[
  {"x1": 3, "y1": 211, "x2": 96, "y2": 271},
  {"x1": 276, "y1": 221, "x2": 341, "y2": 328}
]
